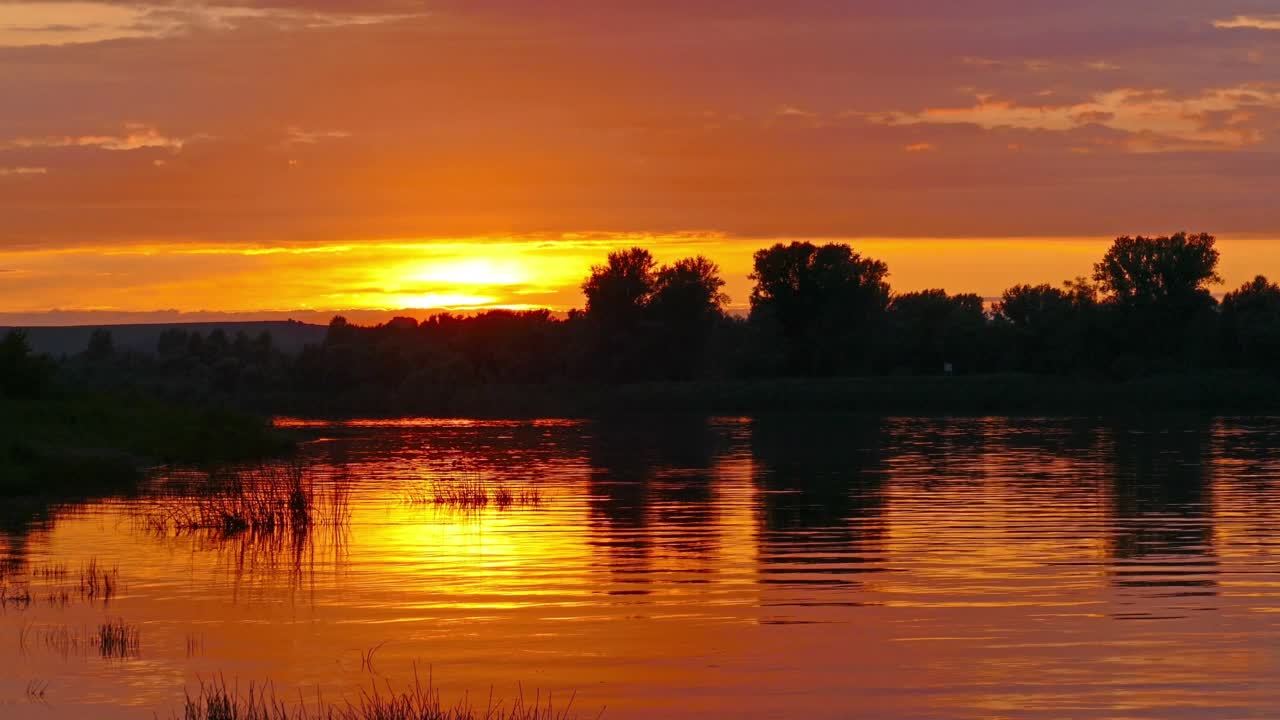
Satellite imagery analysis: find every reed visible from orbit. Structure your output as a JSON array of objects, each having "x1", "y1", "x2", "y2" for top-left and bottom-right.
[
  {"x1": 37, "y1": 562, "x2": 68, "y2": 581},
  {"x1": 517, "y1": 486, "x2": 543, "y2": 507},
  {"x1": 404, "y1": 474, "x2": 544, "y2": 512},
  {"x1": 493, "y1": 484, "x2": 514, "y2": 509},
  {"x1": 79, "y1": 557, "x2": 118, "y2": 602},
  {"x1": 186, "y1": 632, "x2": 206, "y2": 658},
  {"x1": 94, "y1": 618, "x2": 140, "y2": 659},
  {"x1": 432, "y1": 475, "x2": 490, "y2": 509},
  {"x1": 27, "y1": 623, "x2": 88, "y2": 660},
  {"x1": 175, "y1": 670, "x2": 591, "y2": 720},
  {"x1": 24, "y1": 679, "x2": 48, "y2": 702},
  {"x1": 0, "y1": 579, "x2": 32, "y2": 609},
  {"x1": 0, "y1": 556, "x2": 21, "y2": 580},
  {"x1": 147, "y1": 463, "x2": 316, "y2": 537},
  {"x1": 0, "y1": 556, "x2": 122, "y2": 612}
]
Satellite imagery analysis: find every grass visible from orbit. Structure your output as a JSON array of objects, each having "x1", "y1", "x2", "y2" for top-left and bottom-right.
[
  {"x1": 24, "y1": 679, "x2": 48, "y2": 703},
  {"x1": 79, "y1": 557, "x2": 118, "y2": 603},
  {"x1": 0, "y1": 579, "x2": 32, "y2": 610},
  {"x1": 95, "y1": 618, "x2": 140, "y2": 659},
  {"x1": 174, "y1": 670, "x2": 592, "y2": 720},
  {"x1": 404, "y1": 474, "x2": 543, "y2": 511},
  {"x1": 0, "y1": 388, "x2": 295, "y2": 535},
  {"x1": 145, "y1": 463, "x2": 316, "y2": 537},
  {"x1": 21, "y1": 623, "x2": 87, "y2": 660},
  {"x1": 20, "y1": 619, "x2": 141, "y2": 660},
  {"x1": 0, "y1": 556, "x2": 120, "y2": 612},
  {"x1": 5, "y1": 389, "x2": 291, "y2": 467},
  {"x1": 142, "y1": 463, "x2": 350, "y2": 587}
]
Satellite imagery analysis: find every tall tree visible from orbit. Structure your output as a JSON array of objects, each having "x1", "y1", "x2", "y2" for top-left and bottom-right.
[
  {"x1": 749, "y1": 242, "x2": 890, "y2": 375},
  {"x1": 886, "y1": 290, "x2": 987, "y2": 373},
  {"x1": 1093, "y1": 232, "x2": 1221, "y2": 307},
  {"x1": 993, "y1": 283, "x2": 1097, "y2": 373},
  {"x1": 581, "y1": 247, "x2": 658, "y2": 380},
  {"x1": 582, "y1": 247, "x2": 657, "y2": 328},
  {"x1": 0, "y1": 329, "x2": 53, "y2": 397},
  {"x1": 86, "y1": 328, "x2": 115, "y2": 361},
  {"x1": 651, "y1": 256, "x2": 727, "y2": 320},
  {"x1": 1221, "y1": 275, "x2": 1280, "y2": 370},
  {"x1": 649, "y1": 256, "x2": 729, "y2": 379},
  {"x1": 1092, "y1": 232, "x2": 1221, "y2": 369}
]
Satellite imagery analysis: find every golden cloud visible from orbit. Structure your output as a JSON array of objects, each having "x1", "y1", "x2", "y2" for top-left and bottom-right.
[{"x1": 876, "y1": 85, "x2": 1280, "y2": 151}]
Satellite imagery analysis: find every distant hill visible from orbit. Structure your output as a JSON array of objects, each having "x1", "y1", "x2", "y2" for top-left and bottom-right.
[{"x1": 2, "y1": 321, "x2": 327, "y2": 358}]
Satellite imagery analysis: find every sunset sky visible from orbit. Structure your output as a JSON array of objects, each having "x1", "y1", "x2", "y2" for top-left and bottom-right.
[{"x1": 3, "y1": 1, "x2": 1280, "y2": 324}]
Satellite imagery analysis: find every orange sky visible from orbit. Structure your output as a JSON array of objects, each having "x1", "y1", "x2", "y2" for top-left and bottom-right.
[
  {"x1": 4, "y1": 234, "x2": 1280, "y2": 325},
  {"x1": 3, "y1": 2, "x2": 1280, "y2": 323}
]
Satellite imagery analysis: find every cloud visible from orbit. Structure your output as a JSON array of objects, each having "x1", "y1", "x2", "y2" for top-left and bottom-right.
[
  {"x1": 0, "y1": 1, "x2": 423, "y2": 47},
  {"x1": 283, "y1": 127, "x2": 352, "y2": 145},
  {"x1": 904, "y1": 143, "x2": 936, "y2": 152},
  {"x1": 1214, "y1": 15, "x2": 1280, "y2": 31},
  {"x1": 959, "y1": 56, "x2": 1120, "y2": 73},
  {"x1": 877, "y1": 85, "x2": 1280, "y2": 151},
  {"x1": 0, "y1": 2, "x2": 151, "y2": 46},
  {"x1": 5, "y1": 124, "x2": 189, "y2": 150},
  {"x1": 0, "y1": 166, "x2": 47, "y2": 176},
  {"x1": 2, "y1": 0, "x2": 1280, "y2": 254}
]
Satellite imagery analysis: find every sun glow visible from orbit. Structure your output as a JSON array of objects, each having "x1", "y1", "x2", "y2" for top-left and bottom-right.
[
  {"x1": 4, "y1": 234, "x2": 1280, "y2": 325},
  {"x1": 403, "y1": 258, "x2": 529, "y2": 287}
]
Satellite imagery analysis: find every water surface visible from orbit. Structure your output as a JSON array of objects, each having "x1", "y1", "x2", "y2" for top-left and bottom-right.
[{"x1": 3, "y1": 416, "x2": 1280, "y2": 718}]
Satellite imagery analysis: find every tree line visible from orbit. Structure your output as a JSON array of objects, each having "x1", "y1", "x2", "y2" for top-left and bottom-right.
[{"x1": 14, "y1": 232, "x2": 1280, "y2": 409}]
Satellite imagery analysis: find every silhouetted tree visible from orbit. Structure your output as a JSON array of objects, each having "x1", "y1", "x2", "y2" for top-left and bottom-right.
[
  {"x1": 1221, "y1": 275, "x2": 1280, "y2": 371},
  {"x1": 1093, "y1": 232, "x2": 1221, "y2": 372},
  {"x1": 749, "y1": 242, "x2": 890, "y2": 375},
  {"x1": 885, "y1": 290, "x2": 987, "y2": 373},
  {"x1": 994, "y1": 280, "x2": 1099, "y2": 373},
  {"x1": 232, "y1": 331, "x2": 252, "y2": 359},
  {"x1": 156, "y1": 328, "x2": 189, "y2": 358},
  {"x1": 185, "y1": 331, "x2": 206, "y2": 360},
  {"x1": 326, "y1": 315, "x2": 354, "y2": 345},
  {"x1": 583, "y1": 247, "x2": 656, "y2": 328},
  {"x1": 251, "y1": 331, "x2": 275, "y2": 365},
  {"x1": 206, "y1": 329, "x2": 230, "y2": 358},
  {"x1": 385, "y1": 316, "x2": 418, "y2": 332},
  {"x1": 1094, "y1": 233, "x2": 1221, "y2": 306},
  {"x1": 648, "y1": 256, "x2": 729, "y2": 379},
  {"x1": 40, "y1": 232, "x2": 1280, "y2": 412},
  {"x1": 581, "y1": 247, "x2": 657, "y2": 380},
  {"x1": 86, "y1": 329, "x2": 115, "y2": 361},
  {"x1": 994, "y1": 284, "x2": 1071, "y2": 371},
  {"x1": 0, "y1": 330, "x2": 53, "y2": 397}
]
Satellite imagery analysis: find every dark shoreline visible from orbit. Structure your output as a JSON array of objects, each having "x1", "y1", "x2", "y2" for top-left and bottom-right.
[
  {"x1": 265, "y1": 372, "x2": 1280, "y2": 419},
  {"x1": 1, "y1": 391, "x2": 293, "y2": 532}
]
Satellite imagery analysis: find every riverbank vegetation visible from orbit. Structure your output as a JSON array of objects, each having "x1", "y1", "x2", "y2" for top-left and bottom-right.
[
  {"x1": 293, "y1": 373, "x2": 1280, "y2": 417},
  {"x1": 0, "y1": 387, "x2": 289, "y2": 496},
  {"x1": 143, "y1": 463, "x2": 316, "y2": 537},
  {"x1": 403, "y1": 474, "x2": 544, "y2": 510},
  {"x1": 19, "y1": 232, "x2": 1280, "y2": 416},
  {"x1": 0, "y1": 328, "x2": 293, "y2": 535},
  {"x1": 176, "y1": 672, "x2": 586, "y2": 720}
]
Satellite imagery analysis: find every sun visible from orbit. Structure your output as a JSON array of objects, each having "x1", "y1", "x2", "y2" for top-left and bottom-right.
[{"x1": 403, "y1": 258, "x2": 528, "y2": 287}]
